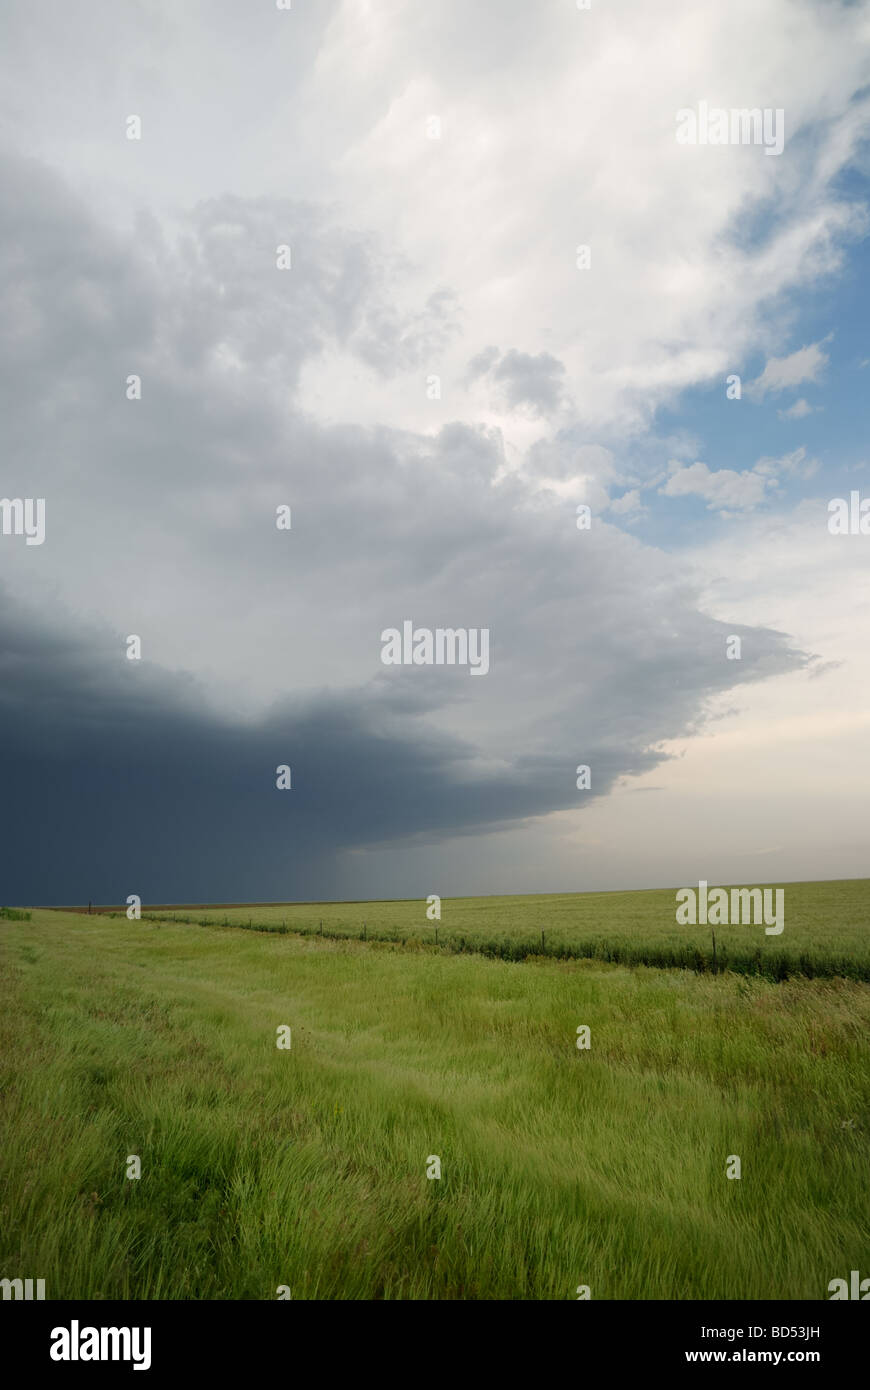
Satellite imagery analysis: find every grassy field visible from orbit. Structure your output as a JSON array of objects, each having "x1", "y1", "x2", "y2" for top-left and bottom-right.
[
  {"x1": 1, "y1": 898, "x2": 868, "y2": 1299},
  {"x1": 129, "y1": 878, "x2": 870, "y2": 981}
]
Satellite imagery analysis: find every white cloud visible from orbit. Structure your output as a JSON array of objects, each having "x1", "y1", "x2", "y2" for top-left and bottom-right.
[
  {"x1": 301, "y1": 1, "x2": 869, "y2": 443},
  {"x1": 660, "y1": 447, "x2": 820, "y2": 512},
  {"x1": 660, "y1": 460, "x2": 771, "y2": 512},
  {"x1": 777, "y1": 397, "x2": 816, "y2": 420},
  {"x1": 607, "y1": 489, "x2": 644, "y2": 517},
  {"x1": 747, "y1": 340, "x2": 830, "y2": 400},
  {"x1": 754, "y1": 446, "x2": 819, "y2": 480},
  {"x1": 5, "y1": 0, "x2": 864, "y2": 449}
]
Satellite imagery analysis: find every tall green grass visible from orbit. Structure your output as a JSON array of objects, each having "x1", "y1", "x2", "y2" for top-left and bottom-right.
[
  {"x1": 136, "y1": 879, "x2": 870, "y2": 981},
  {"x1": 1, "y1": 909, "x2": 868, "y2": 1299}
]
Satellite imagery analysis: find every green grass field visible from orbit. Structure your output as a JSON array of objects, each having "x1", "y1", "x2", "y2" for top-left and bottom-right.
[
  {"x1": 134, "y1": 878, "x2": 870, "y2": 981},
  {"x1": 1, "y1": 885, "x2": 868, "y2": 1299}
]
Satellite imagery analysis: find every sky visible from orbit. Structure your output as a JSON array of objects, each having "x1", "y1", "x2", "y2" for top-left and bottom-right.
[{"x1": 1, "y1": 0, "x2": 869, "y2": 906}]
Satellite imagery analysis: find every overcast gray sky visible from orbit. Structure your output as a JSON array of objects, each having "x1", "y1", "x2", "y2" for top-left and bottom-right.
[{"x1": 1, "y1": 0, "x2": 869, "y2": 905}]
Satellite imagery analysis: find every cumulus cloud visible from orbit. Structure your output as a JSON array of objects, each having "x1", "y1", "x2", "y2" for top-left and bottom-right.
[
  {"x1": 747, "y1": 340, "x2": 830, "y2": 400},
  {"x1": 660, "y1": 460, "x2": 772, "y2": 512},
  {"x1": 4, "y1": 0, "x2": 866, "y2": 444},
  {"x1": 607, "y1": 489, "x2": 644, "y2": 517},
  {"x1": 753, "y1": 446, "x2": 819, "y2": 481},
  {"x1": 661, "y1": 447, "x2": 820, "y2": 513},
  {"x1": 466, "y1": 346, "x2": 569, "y2": 418}
]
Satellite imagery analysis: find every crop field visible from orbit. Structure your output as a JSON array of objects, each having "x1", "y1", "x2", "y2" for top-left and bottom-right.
[
  {"x1": 132, "y1": 878, "x2": 870, "y2": 981},
  {"x1": 1, "y1": 887, "x2": 868, "y2": 1300}
]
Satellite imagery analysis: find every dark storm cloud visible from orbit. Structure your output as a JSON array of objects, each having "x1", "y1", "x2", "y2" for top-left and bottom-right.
[
  {"x1": 0, "y1": 591, "x2": 807, "y2": 905},
  {"x1": 0, "y1": 597, "x2": 567, "y2": 904}
]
